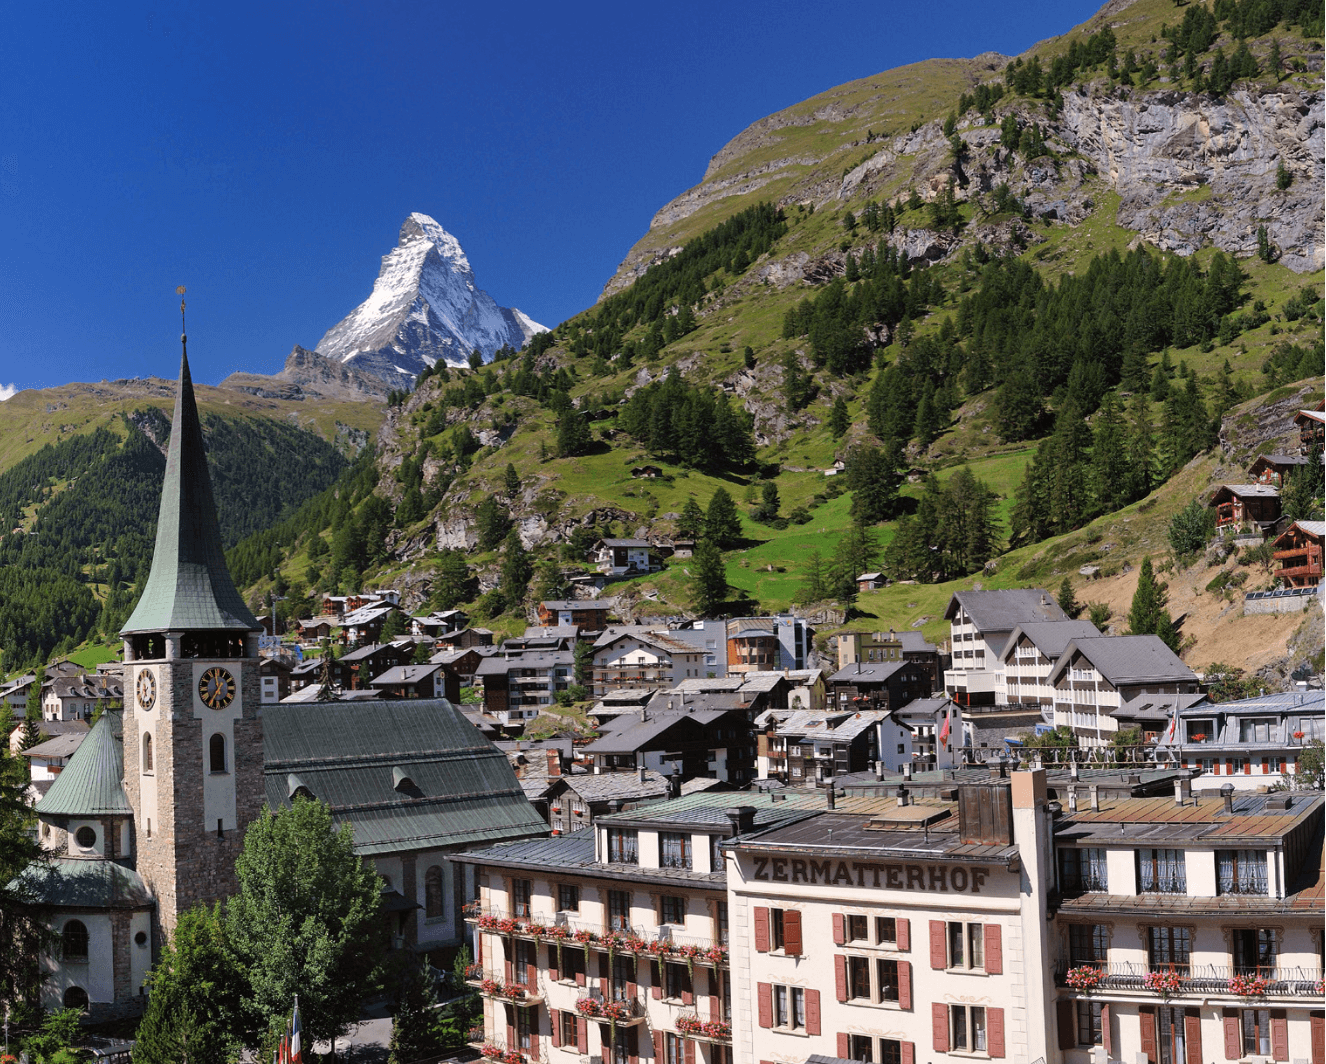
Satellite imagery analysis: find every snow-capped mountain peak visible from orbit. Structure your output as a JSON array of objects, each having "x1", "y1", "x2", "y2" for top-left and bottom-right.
[{"x1": 313, "y1": 213, "x2": 545, "y2": 384}]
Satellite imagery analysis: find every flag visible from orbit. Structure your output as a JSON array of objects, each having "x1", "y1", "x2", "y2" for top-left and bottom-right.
[
  {"x1": 290, "y1": 997, "x2": 303, "y2": 1064},
  {"x1": 939, "y1": 707, "x2": 951, "y2": 745},
  {"x1": 1161, "y1": 701, "x2": 1180, "y2": 746}
]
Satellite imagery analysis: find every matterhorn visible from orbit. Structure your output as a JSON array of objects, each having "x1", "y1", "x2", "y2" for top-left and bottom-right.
[{"x1": 313, "y1": 212, "x2": 546, "y2": 383}]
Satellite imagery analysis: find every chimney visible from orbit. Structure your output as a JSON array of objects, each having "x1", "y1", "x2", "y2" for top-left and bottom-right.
[
  {"x1": 638, "y1": 765, "x2": 646, "y2": 783},
  {"x1": 668, "y1": 771, "x2": 681, "y2": 799},
  {"x1": 902, "y1": 762, "x2": 913, "y2": 781},
  {"x1": 826, "y1": 787, "x2": 837, "y2": 810},
  {"x1": 896, "y1": 785, "x2": 909, "y2": 808},
  {"x1": 1173, "y1": 779, "x2": 1190, "y2": 806},
  {"x1": 1220, "y1": 783, "x2": 1235, "y2": 815},
  {"x1": 547, "y1": 750, "x2": 561, "y2": 777},
  {"x1": 1070, "y1": 760, "x2": 1080, "y2": 780},
  {"x1": 609, "y1": 799, "x2": 623, "y2": 814},
  {"x1": 875, "y1": 760, "x2": 885, "y2": 782},
  {"x1": 1089, "y1": 784, "x2": 1099, "y2": 811},
  {"x1": 771, "y1": 793, "x2": 785, "y2": 803},
  {"x1": 1067, "y1": 787, "x2": 1078, "y2": 812},
  {"x1": 726, "y1": 805, "x2": 756, "y2": 835}
]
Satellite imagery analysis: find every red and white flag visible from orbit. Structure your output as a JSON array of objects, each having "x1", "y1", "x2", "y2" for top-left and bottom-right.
[
  {"x1": 939, "y1": 706, "x2": 951, "y2": 745},
  {"x1": 290, "y1": 997, "x2": 303, "y2": 1064},
  {"x1": 1161, "y1": 701, "x2": 1180, "y2": 745}
]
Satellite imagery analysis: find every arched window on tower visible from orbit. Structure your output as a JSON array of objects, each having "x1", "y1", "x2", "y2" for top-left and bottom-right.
[
  {"x1": 63, "y1": 920, "x2": 89, "y2": 961},
  {"x1": 424, "y1": 866, "x2": 445, "y2": 919},
  {"x1": 209, "y1": 733, "x2": 227, "y2": 773},
  {"x1": 142, "y1": 732, "x2": 153, "y2": 774},
  {"x1": 63, "y1": 986, "x2": 89, "y2": 1010}
]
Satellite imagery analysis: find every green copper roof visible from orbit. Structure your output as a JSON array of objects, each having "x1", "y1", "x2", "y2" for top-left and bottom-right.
[
  {"x1": 121, "y1": 348, "x2": 260, "y2": 634},
  {"x1": 35, "y1": 712, "x2": 133, "y2": 820},
  {"x1": 12, "y1": 858, "x2": 152, "y2": 910}
]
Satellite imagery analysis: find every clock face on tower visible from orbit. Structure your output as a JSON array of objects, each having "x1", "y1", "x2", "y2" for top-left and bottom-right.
[
  {"x1": 136, "y1": 670, "x2": 156, "y2": 710},
  {"x1": 198, "y1": 667, "x2": 237, "y2": 710}
]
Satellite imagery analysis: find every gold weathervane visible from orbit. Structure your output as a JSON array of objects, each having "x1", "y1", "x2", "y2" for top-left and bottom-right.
[{"x1": 177, "y1": 285, "x2": 187, "y2": 336}]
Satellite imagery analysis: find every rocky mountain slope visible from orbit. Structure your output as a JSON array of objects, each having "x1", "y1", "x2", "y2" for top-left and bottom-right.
[{"x1": 314, "y1": 212, "x2": 545, "y2": 383}]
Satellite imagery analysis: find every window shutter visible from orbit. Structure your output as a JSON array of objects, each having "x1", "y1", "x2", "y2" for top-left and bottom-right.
[
  {"x1": 627, "y1": 957, "x2": 637, "y2": 1000},
  {"x1": 548, "y1": 944, "x2": 560, "y2": 981},
  {"x1": 901, "y1": 1042, "x2": 915, "y2": 1064},
  {"x1": 835, "y1": 955, "x2": 848, "y2": 1002},
  {"x1": 476, "y1": 929, "x2": 484, "y2": 965},
  {"x1": 709, "y1": 989, "x2": 721, "y2": 1023},
  {"x1": 754, "y1": 907, "x2": 770, "y2": 952},
  {"x1": 528, "y1": 960, "x2": 538, "y2": 989},
  {"x1": 897, "y1": 917, "x2": 910, "y2": 952},
  {"x1": 651, "y1": 960, "x2": 662, "y2": 999},
  {"x1": 1183, "y1": 1009, "x2": 1201, "y2": 1064},
  {"x1": 757, "y1": 982, "x2": 773, "y2": 1029},
  {"x1": 1271, "y1": 1012, "x2": 1289, "y2": 1062},
  {"x1": 1102, "y1": 1004, "x2": 1113, "y2": 1057},
  {"x1": 629, "y1": 1027, "x2": 639, "y2": 1064},
  {"x1": 930, "y1": 920, "x2": 947, "y2": 969},
  {"x1": 932, "y1": 1003, "x2": 950, "y2": 1052},
  {"x1": 682, "y1": 983, "x2": 693, "y2": 1007},
  {"x1": 1140, "y1": 1008, "x2": 1157, "y2": 1063},
  {"x1": 1222, "y1": 1010, "x2": 1240, "y2": 1060},
  {"x1": 507, "y1": 1004, "x2": 516, "y2": 1049},
  {"x1": 651, "y1": 1031, "x2": 662, "y2": 1062},
  {"x1": 505, "y1": 951, "x2": 514, "y2": 984},
  {"x1": 1311, "y1": 1013, "x2": 1325, "y2": 1064},
  {"x1": 530, "y1": 1028, "x2": 539, "y2": 1058},
  {"x1": 1057, "y1": 1000, "x2": 1077, "y2": 1050},
  {"x1": 899, "y1": 961, "x2": 912, "y2": 1010},
  {"x1": 783, "y1": 910, "x2": 803, "y2": 956},
  {"x1": 683, "y1": 1038, "x2": 695, "y2": 1064},
  {"x1": 599, "y1": 953, "x2": 610, "y2": 981},
  {"x1": 988, "y1": 1007, "x2": 1005, "y2": 1058},
  {"x1": 577, "y1": 965, "x2": 587, "y2": 988},
  {"x1": 832, "y1": 913, "x2": 846, "y2": 945},
  {"x1": 806, "y1": 989, "x2": 821, "y2": 1036},
  {"x1": 984, "y1": 923, "x2": 1002, "y2": 974},
  {"x1": 838, "y1": 1034, "x2": 850, "y2": 1059}
]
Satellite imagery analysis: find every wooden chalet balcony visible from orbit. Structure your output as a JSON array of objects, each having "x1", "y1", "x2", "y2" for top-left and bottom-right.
[
  {"x1": 1054, "y1": 960, "x2": 1324, "y2": 1000},
  {"x1": 1277, "y1": 562, "x2": 1324, "y2": 581}
]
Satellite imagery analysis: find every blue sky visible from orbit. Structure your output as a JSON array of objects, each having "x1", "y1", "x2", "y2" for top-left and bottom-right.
[{"x1": 0, "y1": 0, "x2": 1104, "y2": 394}]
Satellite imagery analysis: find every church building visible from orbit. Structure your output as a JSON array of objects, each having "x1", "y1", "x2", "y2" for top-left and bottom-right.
[{"x1": 17, "y1": 342, "x2": 545, "y2": 1019}]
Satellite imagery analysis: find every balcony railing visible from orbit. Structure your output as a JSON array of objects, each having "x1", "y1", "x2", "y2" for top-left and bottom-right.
[
  {"x1": 476, "y1": 1041, "x2": 548, "y2": 1064},
  {"x1": 1055, "y1": 960, "x2": 1324, "y2": 998},
  {"x1": 574, "y1": 985, "x2": 648, "y2": 1024},
  {"x1": 464, "y1": 967, "x2": 545, "y2": 1004},
  {"x1": 675, "y1": 1015, "x2": 732, "y2": 1043},
  {"x1": 464, "y1": 906, "x2": 729, "y2": 964}
]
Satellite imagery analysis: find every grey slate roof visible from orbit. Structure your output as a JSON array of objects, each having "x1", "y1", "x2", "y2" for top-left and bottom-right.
[
  {"x1": 943, "y1": 588, "x2": 1068, "y2": 630},
  {"x1": 828, "y1": 660, "x2": 911, "y2": 684},
  {"x1": 370, "y1": 664, "x2": 444, "y2": 685},
  {"x1": 776, "y1": 709, "x2": 890, "y2": 741},
  {"x1": 262, "y1": 698, "x2": 547, "y2": 856},
  {"x1": 1049, "y1": 635, "x2": 1198, "y2": 686},
  {"x1": 34, "y1": 712, "x2": 131, "y2": 820},
  {"x1": 1209, "y1": 483, "x2": 1281, "y2": 500},
  {"x1": 559, "y1": 770, "x2": 670, "y2": 803},
  {"x1": 19, "y1": 733, "x2": 86, "y2": 760},
  {"x1": 13, "y1": 858, "x2": 153, "y2": 910},
  {"x1": 998, "y1": 619, "x2": 1101, "y2": 662},
  {"x1": 122, "y1": 350, "x2": 260, "y2": 634}
]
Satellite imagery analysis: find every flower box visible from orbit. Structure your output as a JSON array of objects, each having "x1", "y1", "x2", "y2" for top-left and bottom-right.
[
  {"x1": 573, "y1": 929, "x2": 599, "y2": 945},
  {"x1": 1144, "y1": 970, "x2": 1183, "y2": 995},
  {"x1": 503, "y1": 983, "x2": 530, "y2": 1000},
  {"x1": 1228, "y1": 974, "x2": 1270, "y2": 997},
  {"x1": 576, "y1": 997, "x2": 602, "y2": 1017},
  {"x1": 600, "y1": 1001, "x2": 632, "y2": 1021},
  {"x1": 703, "y1": 945, "x2": 728, "y2": 965},
  {"x1": 1065, "y1": 966, "x2": 1104, "y2": 991},
  {"x1": 545, "y1": 926, "x2": 570, "y2": 940}
]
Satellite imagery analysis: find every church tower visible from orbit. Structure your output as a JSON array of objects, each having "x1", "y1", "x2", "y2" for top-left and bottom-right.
[{"x1": 120, "y1": 336, "x2": 263, "y2": 938}]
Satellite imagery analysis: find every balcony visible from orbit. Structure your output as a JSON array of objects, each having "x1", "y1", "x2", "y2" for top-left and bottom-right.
[
  {"x1": 1054, "y1": 960, "x2": 1324, "y2": 999},
  {"x1": 574, "y1": 986, "x2": 648, "y2": 1026},
  {"x1": 464, "y1": 906, "x2": 728, "y2": 965},
  {"x1": 464, "y1": 966, "x2": 545, "y2": 1005},
  {"x1": 476, "y1": 1041, "x2": 548, "y2": 1064},
  {"x1": 675, "y1": 1015, "x2": 732, "y2": 1044}
]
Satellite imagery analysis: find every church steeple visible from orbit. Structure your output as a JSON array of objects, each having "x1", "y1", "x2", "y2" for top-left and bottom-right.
[{"x1": 121, "y1": 334, "x2": 259, "y2": 636}]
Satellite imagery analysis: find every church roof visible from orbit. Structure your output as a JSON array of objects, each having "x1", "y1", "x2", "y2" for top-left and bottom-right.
[
  {"x1": 121, "y1": 349, "x2": 259, "y2": 635},
  {"x1": 12, "y1": 858, "x2": 152, "y2": 910},
  {"x1": 34, "y1": 712, "x2": 132, "y2": 820},
  {"x1": 262, "y1": 699, "x2": 547, "y2": 856}
]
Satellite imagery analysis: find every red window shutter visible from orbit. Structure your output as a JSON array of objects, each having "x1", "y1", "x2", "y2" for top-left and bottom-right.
[
  {"x1": 552, "y1": 1011, "x2": 562, "y2": 1048},
  {"x1": 832, "y1": 912, "x2": 846, "y2": 945},
  {"x1": 600, "y1": 953, "x2": 610, "y2": 980},
  {"x1": 984, "y1": 923, "x2": 1003, "y2": 975},
  {"x1": 899, "y1": 961, "x2": 912, "y2": 1010},
  {"x1": 548, "y1": 945, "x2": 560, "y2": 981},
  {"x1": 477, "y1": 929, "x2": 484, "y2": 964},
  {"x1": 930, "y1": 920, "x2": 947, "y2": 969},
  {"x1": 754, "y1": 907, "x2": 770, "y2": 952},
  {"x1": 1223, "y1": 1010, "x2": 1241, "y2": 1060},
  {"x1": 683, "y1": 1038, "x2": 695, "y2": 1064},
  {"x1": 682, "y1": 987, "x2": 693, "y2": 1006},
  {"x1": 505, "y1": 955, "x2": 514, "y2": 983},
  {"x1": 806, "y1": 989, "x2": 821, "y2": 1036},
  {"x1": 709, "y1": 992, "x2": 721, "y2": 1023},
  {"x1": 835, "y1": 954, "x2": 848, "y2": 1002},
  {"x1": 1184, "y1": 1009, "x2": 1202, "y2": 1064},
  {"x1": 1271, "y1": 1014, "x2": 1289, "y2": 1062},
  {"x1": 932, "y1": 1003, "x2": 950, "y2": 1052},
  {"x1": 897, "y1": 917, "x2": 910, "y2": 952},
  {"x1": 988, "y1": 1007, "x2": 1005, "y2": 1058},
  {"x1": 627, "y1": 960, "x2": 638, "y2": 1000},
  {"x1": 1312, "y1": 1014, "x2": 1326, "y2": 1064},
  {"x1": 651, "y1": 960, "x2": 662, "y2": 999},
  {"x1": 651, "y1": 1031, "x2": 662, "y2": 1062},
  {"x1": 757, "y1": 982, "x2": 773, "y2": 1029},
  {"x1": 530, "y1": 1030, "x2": 539, "y2": 1058},
  {"x1": 783, "y1": 910, "x2": 803, "y2": 956},
  {"x1": 528, "y1": 962, "x2": 538, "y2": 988},
  {"x1": 1140, "y1": 1008, "x2": 1157, "y2": 1063},
  {"x1": 902, "y1": 1042, "x2": 914, "y2": 1064},
  {"x1": 1102, "y1": 1004, "x2": 1113, "y2": 1057},
  {"x1": 1057, "y1": 1000, "x2": 1077, "y2": 1050},
  {"x1": 838, "y1": 1034, "x2": 850, "y2": 1059},
  {"x1": 507, "y1": 1007, "x2": 516, "y2": 1048}
]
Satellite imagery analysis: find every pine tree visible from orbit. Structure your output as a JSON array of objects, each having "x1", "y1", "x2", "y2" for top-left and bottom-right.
[
  {"x1": 474, "y1": 497, "x2": 511, "y2": 551},
  {"x1": 430, "y1": 550, "x2": 473, "y2": 611},
  {"x1": 689, "y1": 539, "x2": 728, "y2": 617},
  {"x1": 704, "y1": 489, "x2": 742, "y2": 549},
  {"x1": 743, "y1": 346, "x2": 756, "y2": 369},
  {"x1": 847, "y1": 443, "x2": 901, "y2": 525},
  {"x1": 387, "y1": 954, "x2": 445, "y2": 1064},
  {"x1": 504, "y1": 463, "x2": 521, "y2": 497},
  {"x1": 831, "y1": 523, "x2": 881, "y2": 607},
  {"x1": 1057, "y1": 577, "x2": 1082, "y2": 620},
  {"x1": 1282, "y1": 440, "x2": 1325, "y2": 522},
  {"x1": 752, "y1": 481, "x2": 781, "y2": 523},
  {"x1": 1091, "y1": 392, "x2": 1130, "y2": 514},
  {"x1": 677, "y1": 498, "x2": 706, "y2": 539},
  {"x1": 1127, "y1": 557, "x2": 1176, "y2": 646},
  {"x1": 500, "y1": 531, "x2": 533, "y2": 614},
  {"x1": 828, "y1": 397, "x2": 850, "y2": 440},
  {"x1": 556, "y1": 410, "x2": 591, "y2": 458},
  {"x1": 800, "y1": 550, "x2": 829, "y2": 603}
]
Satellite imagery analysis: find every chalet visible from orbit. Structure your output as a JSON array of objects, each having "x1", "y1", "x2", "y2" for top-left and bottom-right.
[
  {"x1": 476, "y1": 650, "x2": 575, "y2": 726},
  {"x1": 1209, "y1": 483, "x2": 1281, "y2": 533},
  {"x1": 340, "y1": 602, "x2": 399, "y2": 645},
  {"x1": 590, "y1": 538, "x2": 659, "y2": 577},
  {"x1": 254, "y1": 614, "x2": 277, "y2": 637},
  {"x1": 1, "y1": 673, "x2": 38, "y2": 721},
  {"x1": 369, "y1": 662, "x2": 461, "y2": 703},
  {"x1": 537, "y1": 599, "x2": 615, "y2": 629},
  {"x1": 436, "y1": 626, "x2": 494, "y2": 649},
  {"x1": 671, "y1": 538, "x2": 696, "y2": 558},
  {"x1": 18, "y1": 731, "x2": 87, "y2": 792},
  {"x1": 429, "y1": 646, "x2": 489, "y2": 686},
  {"x1": 894, "y1": 696, "x2": 965, "y2": 767},
  {"x1": 837, "y1": 630, "x2": 942, "y2": 691},
  {"x1": 761, "y1": 708, "x2": 887, "y2": 784},
  {"x1": 258, "y1": 657, "x2": 294, "y2": 704},
  {"x1": 856, "y1": 571, "x2": 885, "y2": 591},
  {"x1": 582, "y1": 705, "x2": 755, "y2": 783},
  {"x1": 943, "y1": 588, "x2": 1069, "y2": 705},
  {"x1": 335, "y1": 642, "x2": 416, "y2": 690},
  {"x1": 1272, "y1": 520, "x2": 1325, "y2": 588},
  {"x1": 827, "y1": 659, "x2": 930, "y2": 713},
  {"x1": 1048, "y1": 634, "x2": 1199, "y2": 745},
  {"x1": 411, "y1": 610, "x2": 468, "y2": 638},
  {"x1": 42, "y1": 675, "x2": 123, "y2": 723},
  {"x1": 992, "y1": 619, "x2": 1100, "y2": 707},
  {"x1": 543, "y1": 768, "x2": 670, "y2": 834},
  {"x1": 319, "y1": 595, "x2": 349, "y2": 618},
  {"x1": 592, "y1": 628, "x2": 707, "y2": 697},
  {"x1": 295, "y1": 618, "x2": 333, "y2": 640},
  {"x1": 629, "y1": 465, "x2": 663, "y2": 479},
  {"x1": 1294, "y1": 399, "x2": 1325, "y2": 453},
  {"x1": 1165, "y1": 688, "x2": 1325, "y2": 789},
  {"x1": 1247, "y1": 453, "x2": 1313, "y2": 487}
]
